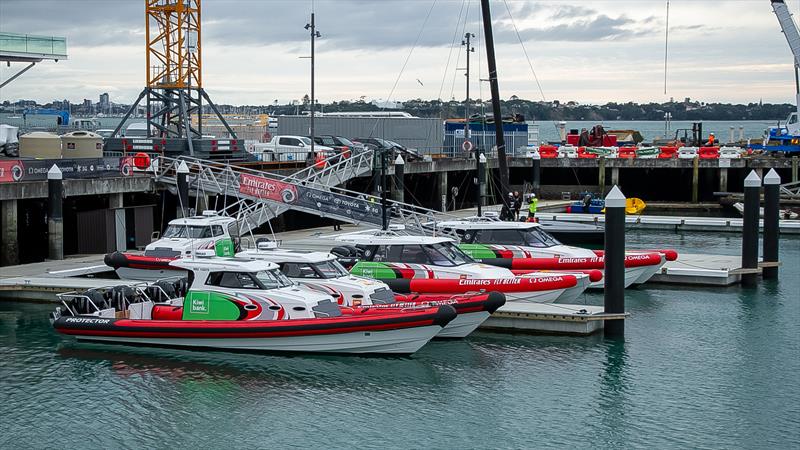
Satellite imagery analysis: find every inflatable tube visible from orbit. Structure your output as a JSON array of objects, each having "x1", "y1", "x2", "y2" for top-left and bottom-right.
[
  {"x1": 479, "y1": 253, "x2": 663, "y2": 270},
  {"x1": 54, "y1": 304, "x2": 457, "y2": 338},
  {"x1": 151, "y1": 304, "x2": 183, "y2": 321},
  {"x1": 105, "y1": 252, "x2": 177, "y2": 271},
  {"x1": 510, "y1": 268, "x2": 603, "y2": 282},
  {"x1": 593, "y1": 249, "x2": 678, "y2": 262},
  {"x1": 391, "y1": 291, "x2": 506, "y2": 314},
  {"x1": 384, "y1": 275, "x2": 577, "y2": 295}
]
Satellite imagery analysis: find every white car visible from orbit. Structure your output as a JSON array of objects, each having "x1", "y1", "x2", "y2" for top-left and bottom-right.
[
  {"x1": 253, "y1": 135, "x2": 334, "y2": 163},
  {"x1": 678, "y1": 147, "x2": 699, "y2": 159},
  {"x1": 719, "y1": 146, "x2": 746, "y2": 158}
]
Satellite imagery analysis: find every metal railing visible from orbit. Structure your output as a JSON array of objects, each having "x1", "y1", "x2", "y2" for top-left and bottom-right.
[{"x1": 153, "y1": 152, "x2": 459, "y2": 237}]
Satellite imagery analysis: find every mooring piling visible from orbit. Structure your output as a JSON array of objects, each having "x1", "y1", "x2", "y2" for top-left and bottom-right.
[
  {"x1": 741, "y1": 170, "x2": 761, "y2": 287},
  {"x1": 604, "y1": 185, "x2": 626, "y2": 338}
]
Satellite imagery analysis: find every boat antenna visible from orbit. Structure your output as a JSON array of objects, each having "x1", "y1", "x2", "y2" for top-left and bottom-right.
[
  {"x1": 664, "y1": 0, "x2": 670, "y2": 95},
  {"x1": 380, "y1": 149, "x2": 389, "y2": 231}
]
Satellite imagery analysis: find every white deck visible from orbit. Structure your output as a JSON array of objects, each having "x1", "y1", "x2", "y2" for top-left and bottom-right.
[
  {"x1": 650, "y1": 253, "x2": 761, "y2": 286},
  {"x1": 480, "y1": 302, "x2": 626, "y2": 335}
]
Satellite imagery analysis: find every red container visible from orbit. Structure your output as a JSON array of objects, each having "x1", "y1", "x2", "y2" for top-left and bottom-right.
[
  {"x1": 658, "y1": 146, "x2": 678, "y2": 159},
  {"x1": 699, "y1": 146, "x2": 720, "y2": 159},
  {"x1": 618, "y1": 147, "x2": 637, "y2": 158}
]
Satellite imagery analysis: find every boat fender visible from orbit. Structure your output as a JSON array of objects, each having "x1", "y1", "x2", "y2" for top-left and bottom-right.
[
  {"x1": 484, "y1": 291, "x2": 507, "y2": 314},
  {"x1": 433, "y1": 305, "x2": 458, "y2": 328}
]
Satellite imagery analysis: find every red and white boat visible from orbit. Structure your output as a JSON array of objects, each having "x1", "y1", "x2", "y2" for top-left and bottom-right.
[
  {"x1": 236, "y1": 244, "x2": 505, "y2": 338},
  {"x1": 51, "y1": 256, "x2": 455, "y2": 355},
  {"x1": 336, "y1": 232, "x2": 591, "y2": 303},
  {"x1": 437, "y1": 218, "x2": 675, "y2": 288}
]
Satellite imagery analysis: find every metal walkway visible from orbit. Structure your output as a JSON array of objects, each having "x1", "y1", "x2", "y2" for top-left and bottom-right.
[{"x1": 154, "y1": 152, "x2": 458, "y2": 237}]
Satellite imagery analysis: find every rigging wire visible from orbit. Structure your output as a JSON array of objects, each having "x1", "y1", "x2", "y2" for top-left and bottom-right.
[
  {"x1": 437, "y1": 0, "x2": 468, "y2": 102},
  {"x1": 448, "y1": 0, "x2": 472, "y2": 102},
  {"x1": 664, "y1": 0, "x2": 670, "y2": 95},
  {"x1": 367, "y1": 0, "x2": 438, "y2": 139}
]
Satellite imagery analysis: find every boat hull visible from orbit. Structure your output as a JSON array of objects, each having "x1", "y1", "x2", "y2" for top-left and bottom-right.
[
  {"x1": 436, "y1": 311, "x2": 491, "y2": 338},
  {"x1": 72, "y1": 325, "x2": 442, "y2": 354}
]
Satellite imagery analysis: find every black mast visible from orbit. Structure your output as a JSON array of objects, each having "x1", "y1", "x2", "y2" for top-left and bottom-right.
[{"x1": 480, "y1": 0, "x2": 510, "y2": 201}]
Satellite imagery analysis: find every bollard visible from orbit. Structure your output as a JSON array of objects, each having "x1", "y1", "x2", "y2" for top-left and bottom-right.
[
  {"x1": 393, "y1": 154, "x2": 405, "y2": 204},
  {"x1": 604, "y1": 185, "x2": 626, "y2": 338},
  {"x1": 531, "y1": 151, "x2": 541, "y2": 197},
  {"x1": 729, "y1": 126, "x2": 735, "y2": 144},
  {"x1": 739, "y1": 126, "x2": 744, "y2": 142},
  {"x1": 176, "y1": 160, "x2": 190, "y2": 218},
  {"x1": 477, "y1": 152, "x2": 486, "y2": 215},
  {"x1": 47, "y1": 164, "x2": 64, "y2": 261},
  {"x1": 762, "y1": 169, "x2": 781, "y2": 279},
  {"x1": 741, "y1": 170, "x2": 761, "y2": 287}
]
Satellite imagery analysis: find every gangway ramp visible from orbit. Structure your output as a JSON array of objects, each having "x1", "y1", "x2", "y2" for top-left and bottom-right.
[{"x1": 154, "y1": 154, "x2": 459, "y2": 237}]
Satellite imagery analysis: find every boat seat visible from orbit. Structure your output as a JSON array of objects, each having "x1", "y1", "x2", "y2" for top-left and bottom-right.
[
  {"x1": 149, "y1": 281, "x2": 177, "y2": 302},
  {"x1": 173, "y1": 278, "x2": 189, "y2": 298}
]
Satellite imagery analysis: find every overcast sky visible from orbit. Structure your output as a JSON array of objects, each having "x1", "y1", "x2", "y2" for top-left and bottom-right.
[{"x1": 1, "y1": 0, "x2": 798, "y2": 106}]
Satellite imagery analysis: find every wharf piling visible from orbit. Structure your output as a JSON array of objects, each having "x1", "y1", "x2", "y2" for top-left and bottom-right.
[
  {"x1": 598, "y1": 157, "x2": 606, "y2": 193},
  {"x1": 741, "y1": 171, "x2": 761, "y2": 287},
  {"x1": 692, "y1": 156, "x2": 700, "y2": 203},
  {"x1": 604, "y1": 185, "x2": 626, "y2": 338},
  {"x1": 47, "y1": 165, "x2": 63, "y2": 261},
  {"x1": 176, "y1": 160, "x2": 190, "y2": 217},
  {"x1": 530, "y1": 152, "x2": 540, "y2": 196},
  {"x1": 1, "y1": 199, "x2": 18, "y2": 266},
  {"x1": 393, "y1": 155, "x2": 405, "y2": 204},
  {"x1": 762, "y1": 169, "x2": 781, "y2": 280}
]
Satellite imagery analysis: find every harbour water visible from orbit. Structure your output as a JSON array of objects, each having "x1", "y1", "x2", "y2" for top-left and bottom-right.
[{"x1": 1, "y1": 229, "x2": 798, "y2": 448}]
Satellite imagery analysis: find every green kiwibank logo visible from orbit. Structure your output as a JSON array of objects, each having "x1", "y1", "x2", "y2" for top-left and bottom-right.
[{"x1": 190, "y1": 297, "x2": 209, "y2": 314}]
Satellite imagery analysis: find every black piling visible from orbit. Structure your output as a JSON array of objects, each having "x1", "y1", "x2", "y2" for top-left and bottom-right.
[
  {"x1": 741, "y1": 170, "x2": 761, "y2": 287},
  {"x1": 531, "y1": 152, "x2": 541, "y2": 197},
  {"x1": 47, "y1": 164, "x2": 64, "y2": 260},
  {"x1": 604, "y1": 185, "x2": 626, "y2": 338},
  {"x1": 176, "y1": 160, "x2": 190, "y2": 218},
  {"x1": 762, "y1": 169, "x2": 781, "y2": 280}
]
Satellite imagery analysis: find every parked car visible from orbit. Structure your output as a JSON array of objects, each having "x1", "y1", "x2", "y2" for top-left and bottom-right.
[
  {"x1": 312, "y1": 135, "x2": 352, "y2": 162},
  {"x1": 353, "y1": 137, "x2": 422, "y2": 161},
  {"x1": 253, "y1": 135, "x2": 334, "y2": 167}
]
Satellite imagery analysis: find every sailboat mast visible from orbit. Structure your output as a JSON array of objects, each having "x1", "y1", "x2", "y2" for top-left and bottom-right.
[{"x1": 480, "y1": 0, "x2": 510, "y2": 200}]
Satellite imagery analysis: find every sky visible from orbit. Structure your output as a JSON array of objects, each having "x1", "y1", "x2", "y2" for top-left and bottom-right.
[{"x1": 0, "y1": 0, "x2": 798, "y2": 106}]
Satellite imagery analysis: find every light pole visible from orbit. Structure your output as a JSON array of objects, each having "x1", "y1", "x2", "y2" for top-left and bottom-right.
[
  {"x1": 462, "y1": 32, "x2": 475, "y2": 156},
  {"x1": 305, "y1": 14, "x2": 321, "y2": 156}
]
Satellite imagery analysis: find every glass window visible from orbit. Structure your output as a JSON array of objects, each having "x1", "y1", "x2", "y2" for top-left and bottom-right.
[
  {"x1": 278, "y1": 137, "x2": 291, "y2": 145},
  {"x1": 207, "y1": 272, "x2": 259, "y2": 289},
  {"x1": 319, "y1": 136, "x2": 337, "y2": 146},
  {"x1": 253, "y1": 269, "x2": 294, "y2": 289},
  {"x1": 281, "y1": 262, "x2": 319, "y2": 279},
  {"x1": 424, "y1": 242, "x2": 473, "y2": 266},
  {"x1": 371, "y1": 245, "x2": 401, "y2": 262},
  {"x1": 522, "y1": 228, "x2": 561, "y2": 248},
  {"x1": 162, "y1": 225, "x2": 212, "y2": 239},
  {"x1": 313, "y1": 260, "x2": 349, "y2": 278},
  {"x1": 336, "y1": 137, "x2": 355, "y2": 147},
  {"x1": 485, "y1": 229, "x2": 527, "y2": 246},
  {"x1": 300, "y1": 137, "x2": 312, "y2": 145},
  {"x1": 211, "y1": 225, "x2": 224, "y2": 237},
  {"x1": 400, "y1": 245, "x2": 431, "y2": 264}
]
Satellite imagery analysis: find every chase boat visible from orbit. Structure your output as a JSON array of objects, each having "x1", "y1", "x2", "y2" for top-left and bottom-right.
[
  {"x1": 437, "y1": 217, "x2": 674, "y2": 288},
  {"x1": 51, "y1": 254, "x2": 455, "y2": 355},
  {"x1": 332, "y1": 232, "x2": 590, "y2": 303},
  {"x1": 236, "y1": 242, "x2": 505, "y2": 338},
  {"x1": 104, "y1": 211, "x2": 238, "y2": 281}
]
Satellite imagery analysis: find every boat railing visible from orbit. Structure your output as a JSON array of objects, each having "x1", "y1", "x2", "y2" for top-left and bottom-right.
[{"x1": 56, "y1": 278, "x2": 186, "y2": 317}]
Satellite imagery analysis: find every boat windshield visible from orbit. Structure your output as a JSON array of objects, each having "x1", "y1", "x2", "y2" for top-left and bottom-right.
[
  {"x1": 163, "y1": 225, "x2": 213, "y2": 239},
  {"x1": 424, "y1": 242, "x2": 474, "y2": 267},
  {"x1": 313, "y1": 260, "x2": 350, "y2": 279},
  {"x1": 522, "y1": 228, "x2": 562, "y2": 247},
  {"x1": 253, "y1": 269, "x2": 294, "y2": 289}
]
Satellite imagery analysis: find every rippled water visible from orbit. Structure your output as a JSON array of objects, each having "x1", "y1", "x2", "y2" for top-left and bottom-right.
[{"x1": 1, "y1": 231, "x2": 798, "y2": 448}]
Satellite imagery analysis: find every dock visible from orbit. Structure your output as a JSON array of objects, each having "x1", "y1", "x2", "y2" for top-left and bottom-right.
[
  {"x1": 649, "y1": 253, "x2": 764, "y2": 286},
  {"x1": 480, "y1": 303, "x2": 627, "y2": 335}
]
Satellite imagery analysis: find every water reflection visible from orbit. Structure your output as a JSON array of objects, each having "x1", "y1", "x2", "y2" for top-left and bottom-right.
[{"x1": 595, "y1": 338, "x2": 630, "y2": 446}]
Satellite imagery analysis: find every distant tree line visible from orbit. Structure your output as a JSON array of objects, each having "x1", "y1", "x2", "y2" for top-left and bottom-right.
[{"x1": 214, "y1": 97, "x2": 795, "y2": 122}]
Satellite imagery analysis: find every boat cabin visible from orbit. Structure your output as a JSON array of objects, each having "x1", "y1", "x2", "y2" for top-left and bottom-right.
[
  {"x1": 337, "y1": 234, "x2": 475, "y2": 267},
  {"x1": 437, "y1": 219, "x2": 562, "y2": 248},
  {"x1": 145, "y1": 210, "x2": 238, "y2": 258}
]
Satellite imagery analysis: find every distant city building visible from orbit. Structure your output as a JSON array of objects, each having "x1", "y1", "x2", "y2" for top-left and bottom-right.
[{"x1": 99, "y1": 92, "x2": 110, "y2": 114}]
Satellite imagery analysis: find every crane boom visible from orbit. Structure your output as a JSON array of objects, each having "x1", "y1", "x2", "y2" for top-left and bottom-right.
[{"x1": 772, "y1": 0, "x2": 800, "y2": 69}]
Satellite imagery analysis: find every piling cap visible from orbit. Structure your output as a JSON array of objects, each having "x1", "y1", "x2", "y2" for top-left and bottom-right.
[
  {"x1": 394, "y1": 154, "x2": 405, "y2": 165},
  {"x1": 47, "y1": 164, "x2": 62, "y2": 180},
  {"x1": 478, "y1": 153, "x2": 487, "y2": 163},
  {"x1": 176, "y1": 160, "x2": 190, "y2": 174},
  {"x1": 763, "y1": 168, "x2": 781, "y2": 185},
  {"x1": 744, "y1": 170, "x2": 762, "y2": 188},
  {"x1": 604, "y1": 185, "x2": 626, "y2": 208}
]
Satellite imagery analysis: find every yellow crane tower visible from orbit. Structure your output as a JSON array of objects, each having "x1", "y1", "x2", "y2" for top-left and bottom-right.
[{"x1": 111, "y1": 0, "x2": 235, "y2": 155}]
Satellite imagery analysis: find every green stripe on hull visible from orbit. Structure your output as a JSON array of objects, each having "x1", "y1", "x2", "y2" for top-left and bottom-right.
[{"x1": 182, "y1": 290, "x2": 241, "y2": 320}]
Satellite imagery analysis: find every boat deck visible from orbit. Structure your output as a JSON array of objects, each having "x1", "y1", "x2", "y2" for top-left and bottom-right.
[
  {"x1": 651, "y1": 253, "x2": 764, "y2": 286},
  {"x1": 481, "y1": 302, "x2": 626, "y2": 335},
  {"x1": 535, "y1": 212, "x2": 800, "y2": 234}
]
